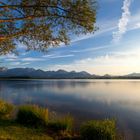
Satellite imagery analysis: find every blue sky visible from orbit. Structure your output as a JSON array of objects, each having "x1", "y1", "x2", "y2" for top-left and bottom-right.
[{"x1": 1, "y1": 0, "x2": 140, "y2": 75}]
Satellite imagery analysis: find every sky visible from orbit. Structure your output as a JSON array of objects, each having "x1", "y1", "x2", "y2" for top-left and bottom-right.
[{"x1": 1, "y1": 0, "x2": 140, "y2": 75}]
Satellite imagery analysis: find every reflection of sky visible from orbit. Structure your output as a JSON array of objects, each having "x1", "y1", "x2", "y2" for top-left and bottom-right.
[
  {"x1": 1, "y1": 80, "x2": 140, "y2": 112},
  {"x1": 0, "y1": 79, "x2": 140, "y2": 139}
]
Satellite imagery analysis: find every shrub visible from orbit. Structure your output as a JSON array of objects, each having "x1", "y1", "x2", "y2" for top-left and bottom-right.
[
  {"x1": 80, "y1": 119, "x2": 116, "y2": 140},
  {"x1": 16, "y1": 105, "x2": 48, "y2": 128},
  {"x1": 0, "y1": 100, "x2": 14, "y2": 119},
  {"x1": 47, "y1": 115, "x2": 73, "y2": 133}
]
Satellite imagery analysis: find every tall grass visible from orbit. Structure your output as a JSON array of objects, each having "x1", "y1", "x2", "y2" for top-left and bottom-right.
[
  {"x1": 16, "y1": 105, "x2": 73, "y2": 133},
  {"x1": 47, "y1": 115, "x2": 73, "y2": 133},
  {"x1": 0, "y1": 100, "x2": 120, "y2": 140},
  {"x1": 16, "y1": 105, "x2": 48, "y2": 128},
  {"x1": 80, "y1": 119, "x2": 116, "y2": 140},
  {"x1": 0, "y1": 100, "x2": 14, "y2": 119}
]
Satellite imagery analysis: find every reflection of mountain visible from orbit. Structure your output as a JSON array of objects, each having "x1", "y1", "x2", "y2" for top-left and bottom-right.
[{"x1": 0, "y1": 68, "x2": 140, "y2": 79}]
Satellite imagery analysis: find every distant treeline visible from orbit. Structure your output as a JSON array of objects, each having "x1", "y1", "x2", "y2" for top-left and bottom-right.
[{"x1": 0, "y1": 76, "x2": 140, "y2": 79}]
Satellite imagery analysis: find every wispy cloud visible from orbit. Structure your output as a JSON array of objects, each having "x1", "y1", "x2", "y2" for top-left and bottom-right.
[
  {"x1": 129, "y1": 22, "x2": 140, "y2": 30},
  {"x1": 42, "y1": 54, "x2": 74, "y2": 59},
  {"x1": 70, "y1": 45, "x2": 112, "y2": 53},
  {"x1": 0, "y1": 54, "x2": 18, "y2": 62},
  {"x1": 21, "y1": 52, "x2": 29, "y2": 56},
  {"x1": 73, "y1": 9, "x2": 139, "y2": 44},
  {"x1": 6, "y1": 54, "x2": 18, "y2": 59},
  {"x1": 125, "y1": 10, "x2": 140, "y2": 31},
  {"x1": 47, "y1": 48, "x2": 140, "y2": 75},
  {"x1": 9, "y1": 62, "x2": 21, "y2": 66},
  {"x1": 113, "y1": 0, "x2": 132, "y2": 43},
  {"x1": 20, "y1": 62, "x2": 30, "y2": 66},
  {"x1": 21, "y1": 57, "x2": 44, "y2": 62},
  {"x1": 71, "y1": 26, "x2": 116, "y2": 44},
  {"x1": 9, "y1": 62, "x2": 30, "y2": 66}
]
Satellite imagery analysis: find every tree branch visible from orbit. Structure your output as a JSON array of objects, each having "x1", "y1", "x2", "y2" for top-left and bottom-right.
[
  {"x1": 0, "y1": 4, "x2": 70, "y2": 13},
  {"x1": 0, "y1": 1, "x2": 25, "y2": 16}
]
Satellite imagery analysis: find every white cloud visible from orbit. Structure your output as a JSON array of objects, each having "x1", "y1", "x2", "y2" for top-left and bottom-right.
[
  {"x1": 50, "y1": 54, "x2": 74, "y2": 59},
  {"x1": 42, "y1": 54, "x2": 74, "y2": 59},
  {"x1": 70, "y1": 44, "x2": 112, "y2": 53},
  {"x1": 70, "y1": 10, "x2": 140, "y2": 44},
  {"x1": 20, "y1": 62, "x2": 30, "y2": 66},
  {"x1": 113, "y1": 0, "x2": 132, "y2": 43},
  {"x1": 136, "y1": 23, "x2": 140, "y2": 28},
  {"x1": 0, "y1": 54, "x2": 18, "y2": 62},
  {"x1": 130, "y1": 22, "x2": 140, "y2": 30},
  {"x1": 21, "y1": 52, "x2": 29, "y2": 56},
  {"x1": 9, "y1": 62, "x2": 21, "y2": 66},
  {"x1": 5, "y1": 58, "x2": 17, "y2": 61},
  {"x1": 6, "y1": 54, "x2": 18, "y2": 59},
  {"x1": 42, "y1": 54, "x2": 55, "y2": 58},
  {"x1": 47, "y1": 49, "x2": 140, "y2": 75},
  {"x1": 74, "y1": 9, "x2": 140, "y2": 44},
  {"x1": 9, "y1": 62, "x2": 30, "y2": 66},
  {"x1": 21, "y1": 57, "x2": 44, "y2": 62},
  {"x1": 71, "y1": 24, "x2": 117, "y2": 44}
]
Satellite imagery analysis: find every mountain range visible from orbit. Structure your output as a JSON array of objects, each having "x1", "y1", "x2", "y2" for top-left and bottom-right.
[{"x1": 0, "y1": 68, "x2": 140, "y2": 79}]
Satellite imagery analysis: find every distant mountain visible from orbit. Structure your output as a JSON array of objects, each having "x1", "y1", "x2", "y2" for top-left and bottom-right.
[
  {"x1": 0, "y1": 68, "x2": 97, "y2": 79},
  {"x1": 0, "y1": 68, "x2": 140, "y2": 79},
  {"x1": 124, "y1": 73, "x2": 140, "y2": 77}
]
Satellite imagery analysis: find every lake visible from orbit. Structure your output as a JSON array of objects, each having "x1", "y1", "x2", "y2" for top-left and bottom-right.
[{"x1": 0, "y1": 79, "x2": 140, "y2": 140}]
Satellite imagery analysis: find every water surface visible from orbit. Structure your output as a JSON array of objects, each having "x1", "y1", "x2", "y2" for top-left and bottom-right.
[{"x1": 0, "y1": 79, "x2": 140, "y2": 139}]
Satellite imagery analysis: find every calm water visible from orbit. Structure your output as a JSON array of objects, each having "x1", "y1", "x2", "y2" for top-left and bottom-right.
[{"x1": 0, "y1": 79, "x2": 140, "y2": 139}]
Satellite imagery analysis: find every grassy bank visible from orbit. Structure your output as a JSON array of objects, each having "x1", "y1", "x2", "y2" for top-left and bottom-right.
[
  {"x1": 0, "y1": 100, "x2": 121, "y2": 140},
  {"x1": 0, "y1": 120, "x2": 53, "y2": 140}
]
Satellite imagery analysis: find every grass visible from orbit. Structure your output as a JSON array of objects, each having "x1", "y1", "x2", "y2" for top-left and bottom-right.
[
  {"x1": 47, "y1": 115, "x2": 73, "y2": 133},
  {"x1": 0, "y1": 100, "x2": 120, "y2": 140},
  {"x1": 0, "y1": 121, "x2": 53, "y2": 140},
  {"x1": 80, "y1": 119, "x2": 116, "y2": 140},
  {"x1": 0, "y1": 102, "x2": 52, "y2": 140},
  {"x1": 0, "y1": 120, "x2": 53, "y2": 140},
  {"x1": 0, "y1": 100, "x2": 14, "y2": 119},
  {"x1": 16, "y1": 105, "x2": 49, "y2": 128}
]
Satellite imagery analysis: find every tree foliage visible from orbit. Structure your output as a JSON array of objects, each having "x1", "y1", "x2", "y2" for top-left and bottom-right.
[{"x1": 0, "y1": 0, "x2": 97, "y2": 55}]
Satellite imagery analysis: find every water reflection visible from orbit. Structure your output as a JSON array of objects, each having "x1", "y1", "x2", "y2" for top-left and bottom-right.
[{"x1": 0, "y1": 79, "x2": 140, "y2": 140}]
